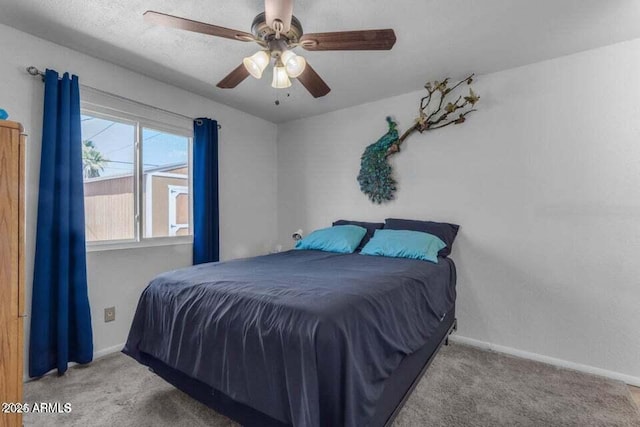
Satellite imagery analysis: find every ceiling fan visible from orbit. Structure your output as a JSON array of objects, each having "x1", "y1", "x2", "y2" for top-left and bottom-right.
[{"x1": 144, "y1": 0, "x2": 397, "y2": 98}]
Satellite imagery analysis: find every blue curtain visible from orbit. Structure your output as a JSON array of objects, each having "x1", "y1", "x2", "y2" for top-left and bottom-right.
[
  {"x1": 30, "y1": 69, "x2": 93, "y2": 377},
  {"x1": 192, "y1": 118, "x2": 220, "y2": 264}
]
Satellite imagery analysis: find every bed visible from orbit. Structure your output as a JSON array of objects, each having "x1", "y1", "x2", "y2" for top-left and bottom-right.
[{"x1": 123, "y1": 249, "x2": 457, "y2": 427}]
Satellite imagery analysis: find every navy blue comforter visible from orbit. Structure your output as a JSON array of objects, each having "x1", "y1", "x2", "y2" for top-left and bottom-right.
[{"x1": 123, "y1": 250, "x2": 456, "y2": 426}]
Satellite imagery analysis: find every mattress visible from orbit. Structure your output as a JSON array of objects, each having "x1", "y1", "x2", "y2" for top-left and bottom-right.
[
  {"x1": 123, "y1": 250, "x2": 456, "y2": 427},
  {"x1": 139, "y1": 305, "x2": 456, "y2": 427}
]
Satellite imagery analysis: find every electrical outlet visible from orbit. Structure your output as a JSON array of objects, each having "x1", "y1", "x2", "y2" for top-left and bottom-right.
[{"x1": 104, "y1": 307, "x2": 116, "y2": 323}]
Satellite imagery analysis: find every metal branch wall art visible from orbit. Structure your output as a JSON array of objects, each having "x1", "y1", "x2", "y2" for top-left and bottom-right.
[{"x1": 357, "y1": 74, "x2": 479, "y2": 203}]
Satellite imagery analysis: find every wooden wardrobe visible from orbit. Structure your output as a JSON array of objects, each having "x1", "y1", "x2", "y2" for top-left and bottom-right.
[{"x1": 0, "y1": 121, "x2": 25, "y2": 427}]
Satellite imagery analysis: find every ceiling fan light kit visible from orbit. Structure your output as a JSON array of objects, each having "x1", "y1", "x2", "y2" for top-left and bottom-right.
[
  {"x1": 272, "y1": 60, "x2": 292, "y2": 89},
  {"x1": 243, "y1": 42, "x2": 306, "y2": 87},
  {"x1": 143, "y1": 1, "x2": 397, "y2": 98},
  {"x1": 243, "y1": 50, "x2": 270, "y2": 79},
  {"x1": 281, "y1": 50, "x2": 306, "y2": 78}
]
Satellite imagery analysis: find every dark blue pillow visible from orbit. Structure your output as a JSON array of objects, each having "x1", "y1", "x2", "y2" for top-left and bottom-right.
[
  {"x1": 384, "y1": 218, "x2": 460, "y2": 257},
  {"x1": 333, "y1": 220, "x2": 384, "y2": 251}
]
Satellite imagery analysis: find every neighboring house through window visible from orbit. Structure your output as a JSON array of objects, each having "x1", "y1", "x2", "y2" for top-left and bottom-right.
[{"x1": 80, "y1": 89, "x2": 192, "y2": 249}]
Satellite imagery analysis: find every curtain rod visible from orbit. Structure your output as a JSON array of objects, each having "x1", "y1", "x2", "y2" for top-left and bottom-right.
[{"x1": 26, "y1": 66, "x2": 220, "y2": 129}]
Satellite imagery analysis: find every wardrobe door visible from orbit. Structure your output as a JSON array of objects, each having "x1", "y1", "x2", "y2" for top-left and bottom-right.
[{"x1": 0, "y1": 122, "x2": 23, "y2": 427}]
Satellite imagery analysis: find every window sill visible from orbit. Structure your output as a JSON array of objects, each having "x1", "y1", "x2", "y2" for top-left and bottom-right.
[{"x1": 86, "y1": 236, "x2": 193, "y2": 253}]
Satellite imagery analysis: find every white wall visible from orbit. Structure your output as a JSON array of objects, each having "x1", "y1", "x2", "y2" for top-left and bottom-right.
[
  {"x1": 0, "y1": 23, "x2": 278, "y2": 375},
  {"x1": 277, "y1": 39, "x2": 640, "y2": 382},
  {"x1": 3, "y1": 18, "x2": 639, "y2": 386}
]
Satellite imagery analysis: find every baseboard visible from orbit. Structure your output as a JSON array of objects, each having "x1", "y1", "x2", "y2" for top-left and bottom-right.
[
  {"x1": 93, "y1": 342, "x2": 126, "y2": 359},
  {"x1": 23, "y1": 342, "x2": 125, "y2": 383},
  {"x1": 450, "y1": 335, "x2": 640, "y2": 388}
]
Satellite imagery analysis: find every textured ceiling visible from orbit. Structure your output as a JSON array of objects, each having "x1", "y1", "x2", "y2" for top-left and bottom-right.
[{"x1": 2, "y1": 0, "x2": 640, "y2": 123}]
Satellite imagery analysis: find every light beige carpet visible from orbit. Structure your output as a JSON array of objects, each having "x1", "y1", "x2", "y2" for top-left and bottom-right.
[{"x1": 24, "y1": 343, "x2": 640, "y2": 427}]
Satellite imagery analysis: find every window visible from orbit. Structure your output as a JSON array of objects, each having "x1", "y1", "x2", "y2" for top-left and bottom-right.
[
  {"x1": 81, "y1": 110, "x2": 192, "y2": 247},
  {"x1": 142, "y1": 127, "x2": 190, "y2": 238}
]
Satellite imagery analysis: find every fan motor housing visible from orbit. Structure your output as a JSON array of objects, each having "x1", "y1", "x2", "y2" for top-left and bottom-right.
[{"x1": 251, "y1": 12, "x2": 303, "y2": 44}]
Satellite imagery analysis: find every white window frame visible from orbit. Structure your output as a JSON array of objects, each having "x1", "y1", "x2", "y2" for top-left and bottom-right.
[
  {"x1": 168, "y1": 185, "x2": 189, "y2": 236},
  {"x1": 81, "y1": 102, "x2": 193, "y2": 252}
]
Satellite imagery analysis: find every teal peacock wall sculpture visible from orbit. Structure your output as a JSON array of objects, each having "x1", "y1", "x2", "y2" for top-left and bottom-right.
[
  {"x1": 356, "y1": 117, "x2": 399, "y2": 204},
  {"x1": 358, "y1": 74, "x2": 480, "y2": 203}
]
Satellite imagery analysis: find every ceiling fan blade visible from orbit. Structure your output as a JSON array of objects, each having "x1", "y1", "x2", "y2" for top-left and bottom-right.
[
  {"x1": 217, "y1": 64, "x2": 250, "y2": 89},
  {"x1": 297, "y1": 63, "x2": 331, "y2": 98},
  {"x1": 144, "y1": 11, "x2": 254, "y2": 42},
  {"x1": 300, "y1": 29, "x2": 396, "y2": 51}
]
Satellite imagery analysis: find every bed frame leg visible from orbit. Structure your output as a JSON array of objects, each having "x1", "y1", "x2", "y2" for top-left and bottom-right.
[{"x1": 445, "y1": 319, "x2": 457, "y2": 346}]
